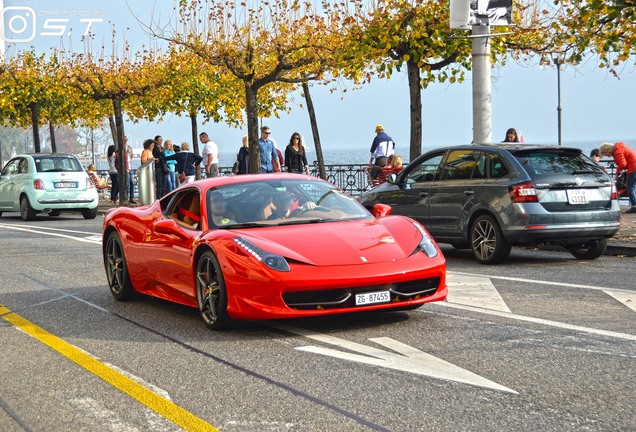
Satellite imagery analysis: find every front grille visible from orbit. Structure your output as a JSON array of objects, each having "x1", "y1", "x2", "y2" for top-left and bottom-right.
[{"x1": 282, "y1": 277, "x2": 441, "y2": 310}]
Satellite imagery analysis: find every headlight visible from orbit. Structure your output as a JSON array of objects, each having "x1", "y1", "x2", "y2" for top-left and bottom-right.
[
  {"x1": 413, "y1": 223, "x2": 438, "y2": 258},
  {"x1": 233, "y1": 238, "x2": 291, "y2": 272}
]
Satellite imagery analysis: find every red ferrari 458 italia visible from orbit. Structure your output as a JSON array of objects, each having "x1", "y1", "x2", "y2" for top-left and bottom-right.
[{"x1": 102, "y1": 174, "x2": 447, "y2": 330}]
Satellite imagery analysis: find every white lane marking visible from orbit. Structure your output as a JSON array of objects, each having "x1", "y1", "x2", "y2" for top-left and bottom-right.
[
  {"x1": 433, "y1": 302, "x2": 636, "y2": 342},
  {"x1": 267, "y1": 322, "x2": 517, "y2": 394},
  {"x1": 71, "y1": 397, "x2": 141, "y2": 432},
  {"x1": 446, "y1": 273, "x2": 511, "y2": 313},
  {"x1": 0, "y1": 223, "x2": 101, "y2": 244},
  {"x1": 604, "y1": 290, "x2": 636, "y2": 313},
  {"x1": 0, "y1": 222, "x2": 96, "y2": 235},
  {"x1": 449, "y1": 270, "x2": 635, "y2": 295}
]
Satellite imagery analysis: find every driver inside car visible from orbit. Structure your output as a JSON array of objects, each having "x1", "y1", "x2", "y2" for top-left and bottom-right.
[
  {"x1": 209, "y1": 191, "x2": 235, "y2": 226},
  {"x1": 267, "y1": 191, "x2": 316, "y2": 220}
]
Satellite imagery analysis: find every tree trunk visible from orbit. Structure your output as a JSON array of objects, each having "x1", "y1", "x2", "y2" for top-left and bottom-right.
[
  {"x1": 407, "y1": 60, "x2": 423, "y2": 163},
  {"x1": 302, "y1": 82, "x2": 326, "y2": 180},
  {"x1": 245, "y1": 83, "x2": 262, "y2": 174},
  {"x1": 190, "y1": 112, "x2": 201, "y2": 180},
  {"x1": 30, "y1": 102, "x2": 41, "y2": 153},
  {"x1": 113, "y1": 99, "x2": 128, "y2": 203},
  {"x1": 49, "y1": 121, "x2": 57, "y2": 154},
  {"x1": 108, "y1": 115, "x2": 117, "y2": 145}
]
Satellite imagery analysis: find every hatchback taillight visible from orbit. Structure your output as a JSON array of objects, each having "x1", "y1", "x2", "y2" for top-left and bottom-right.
[
  {"x1": 509, "y1": 181, "x2": 538, "y2": 203},
  {"x1": 87, "y1": 178, "x2": 95, "y2": 189},
  {"x1": 611, "y1": 181, "x2": 618, "y2": 200},
  {"x1": 33, "y1": 179, "x2": 45, "y2": 190}
]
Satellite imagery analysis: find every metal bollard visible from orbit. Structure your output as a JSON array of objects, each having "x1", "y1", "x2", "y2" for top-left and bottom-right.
[{"x1": 138, "y1": 160, "x2": 156, "y2": 205}]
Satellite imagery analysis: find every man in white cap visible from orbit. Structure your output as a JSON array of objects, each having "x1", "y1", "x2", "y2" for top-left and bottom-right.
[{"x1": 368, "y1": 124, "x2": 396, "y2": 179}]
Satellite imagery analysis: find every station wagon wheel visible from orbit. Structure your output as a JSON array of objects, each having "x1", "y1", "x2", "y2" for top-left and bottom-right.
[
  {"x1": 567, "y1": 239, "x2": 608, "y2": 260},
  {"x1": 196, "y1": 251, "x2": 231, "y2": 330},
  {"x1": 20, "y1": 196, "x2": 37, "y2": 221},
  {"x1": 470, "y1": 215, "x2": 511, "y2": 264},
  {"x1": 104, "y1": 232, "x2": 135, "y2": 300}
]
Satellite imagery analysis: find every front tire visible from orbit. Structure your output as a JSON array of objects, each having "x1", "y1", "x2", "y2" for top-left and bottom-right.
[
  {"x1": 104, "y1": 231, "x2": 135, "y2": 300},
  {"x1": 470, "y1": 215, "x2": 511, "y2": 264},
  {"x1": 82, "y1": 207, "x2": 98, "y2": 219},
  {"x1": 568, "y1": 239, "x2": 608, "y2": 260},
  {"x1": 196, "y1": 251, "x2": 232, "y2": 330},
  {"x1": 20, "y1": 196, "x2": 37, "y2": 221}
]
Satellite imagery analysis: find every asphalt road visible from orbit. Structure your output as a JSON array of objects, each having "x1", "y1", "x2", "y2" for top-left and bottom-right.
[{"x1": 0, "y1": 213, "x2": 635, "y2": 432}]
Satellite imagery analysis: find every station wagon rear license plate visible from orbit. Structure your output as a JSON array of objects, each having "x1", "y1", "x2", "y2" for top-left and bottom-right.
[
  {"x1": 54, "y1": 181, "x2": 78, "y2": 189},
  {"x1": 566, "y1": 189, "x2": 589, "y2": 205},
  {"x1": 355, "y1": 290, "x2": 391, "y2": 306}
]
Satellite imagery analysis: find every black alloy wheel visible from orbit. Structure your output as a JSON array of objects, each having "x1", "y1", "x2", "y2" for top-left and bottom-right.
[
  {"x1": 470, "y1": 215, "x2": 511, "y2": 264},
  {"x1": 196, "y1": 251, "x2": 231, "y2": 330},
  {"x1": 20, "y1": 196, "x2": 37, "y2": 221},
  {"x1": 104, "y1": 232, "x2": 135, "y2": 300},
  {"x1": 568, "y1": 239, "x2": 608, "y2": 260}
]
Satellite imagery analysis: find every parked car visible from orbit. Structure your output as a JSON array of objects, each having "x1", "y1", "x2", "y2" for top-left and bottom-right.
[
  {"x1": 102, "y1": 174, "x2": 447, "y2": 330},
  {"x1": 0, "y1": 154, "x2": 99, "y2": 221},
  {"x1": 359, "y1": 144, "x2": 621, "y2": 264}
]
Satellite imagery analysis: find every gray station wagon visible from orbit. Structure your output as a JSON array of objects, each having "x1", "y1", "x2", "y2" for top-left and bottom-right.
[{"x1": 359, "y1": 144, "x2": 621, "y2": 264}]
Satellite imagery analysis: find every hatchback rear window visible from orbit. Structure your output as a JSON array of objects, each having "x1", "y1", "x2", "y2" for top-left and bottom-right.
[
  {"x1": 512, "y1": 149, "x2": 605, "y2": 178},
  {"x1": 35, "y1": 156, "x2": 83, "y2": 173}
]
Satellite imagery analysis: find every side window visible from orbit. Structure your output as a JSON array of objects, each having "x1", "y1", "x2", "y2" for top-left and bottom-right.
[
  {"x1": 167, "y1": 189, "x2": 201, "y2": 230},
  {"x1": 489, "y1": 153, "x2": 510, "y2": 179},
  {"x1": 406, "y1": 154, "x2": 444, "y2": 184},
  {"x1": 2, "y1": 159, "x2": 20, "y2": 175},
  {"x1": 440, "y1": 150, "x2": 480, "y2": 181}
]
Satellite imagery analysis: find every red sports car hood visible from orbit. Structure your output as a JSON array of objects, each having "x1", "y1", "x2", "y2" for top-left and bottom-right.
[{"x1": 230, "y1": 217, "x2": 424, "y2": 266}]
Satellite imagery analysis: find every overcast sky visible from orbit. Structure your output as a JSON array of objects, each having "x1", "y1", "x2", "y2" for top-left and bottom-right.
[{"x1": 2, "y1": 0, "x2": 635, "y2": 153}]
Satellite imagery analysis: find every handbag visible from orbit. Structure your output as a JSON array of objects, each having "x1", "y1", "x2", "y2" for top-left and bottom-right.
[
  {"x1": 232, "y1": 160, "x2": 239, "y2": 174},
  {"x1": 179, "y1": 153, "x2": 189, "y2": 183}
]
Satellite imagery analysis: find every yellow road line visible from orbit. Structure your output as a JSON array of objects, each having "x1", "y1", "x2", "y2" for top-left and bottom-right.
[{"x1": 0, "y1": 305, "x2": 219, "y2": 432}]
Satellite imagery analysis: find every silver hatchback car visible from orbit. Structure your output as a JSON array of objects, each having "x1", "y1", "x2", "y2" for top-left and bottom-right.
[
  {"x1": 359, "y1": 144, "x2": 621, "y2": 264},
  {"x1": 0, "y1": 154, "x2": 99, "y2": 221}
]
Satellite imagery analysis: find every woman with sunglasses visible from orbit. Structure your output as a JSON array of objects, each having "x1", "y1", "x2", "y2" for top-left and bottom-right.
[{"x1": 284, "y1": 132, "x2": 310, "y2": 175}]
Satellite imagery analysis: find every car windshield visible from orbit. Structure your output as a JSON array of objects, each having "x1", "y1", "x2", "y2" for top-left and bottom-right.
[
  {"x1": 207, "y1": 179, "x2": 371, "y2": 228},
  {"x1": 34, "y1": 156, "x2": 83, "y2": 173},
  {"x1": 512, "y1": 149, "x2": 607, "y2": 180}
]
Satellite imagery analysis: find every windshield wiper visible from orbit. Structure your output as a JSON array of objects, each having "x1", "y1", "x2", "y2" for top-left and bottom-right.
[
  {"x1": 276, "y1": 219, "x2": 325, "y2": 226},
  {"x1": 217, "y1": 222, "x2": 269, "y2": 229}
]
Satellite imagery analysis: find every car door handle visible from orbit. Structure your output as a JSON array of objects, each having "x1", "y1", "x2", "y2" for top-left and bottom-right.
[
  {"x1": 419, "y1": 192, "x2": 429, "y2": 198},
  {"x1": 464, "y1": 189, "x2": 474, "y2": 196}
]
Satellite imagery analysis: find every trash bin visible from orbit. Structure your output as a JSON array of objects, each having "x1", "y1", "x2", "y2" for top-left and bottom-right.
[{"x1": 138, "y1": 159, "x2": 156, "y2": 205}]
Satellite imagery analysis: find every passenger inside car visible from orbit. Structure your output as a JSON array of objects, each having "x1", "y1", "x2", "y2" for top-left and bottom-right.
[{"x1": 170, "y1": 191, "x2": 202, "y2": 230}]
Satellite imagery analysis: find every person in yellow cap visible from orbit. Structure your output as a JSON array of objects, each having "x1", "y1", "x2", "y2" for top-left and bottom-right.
[{"x1": 368, "y1": 124, "x2": 396, "y2": 180}]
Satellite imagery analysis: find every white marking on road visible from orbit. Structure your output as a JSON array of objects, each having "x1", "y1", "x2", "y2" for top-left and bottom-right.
[
  {"x1": 433, "y1": 302, "x2": 636, "y2": 342},
  {"x1": 0, "y1": 223, "x2": 96, "y2": 235},
  {"x1": 0, "y1": 223, "x2": 101, "y2": 244},
  {"x1": 449, "y1": 271, "x2": 634, "y2": 295},
  {"x1": 267, "y1": 322, "x2": 517, "y2": 394},
  {"x1": 604, "y1": 290, "x2": 636, "y2": 313},
  {"x1": 446, "y1": 273, "x2": 511, "y2": 313},
  {"x1": 71, "y1": 397, "x2": 141, "y2": 432}
]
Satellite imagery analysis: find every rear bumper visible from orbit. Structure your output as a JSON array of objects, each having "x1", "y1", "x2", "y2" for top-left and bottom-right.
[
  {"x1": 509, "y1": 222, "x2": 621, "y2": 244},
  {"x1": 30, "y1": 190, "x2": 98, "y2": 210}
]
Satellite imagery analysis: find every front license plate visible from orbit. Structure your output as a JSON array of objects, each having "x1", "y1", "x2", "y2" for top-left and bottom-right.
[
  {"x1": 566, "y1": 189, "x2": 589, "y2": 205},
  {"x1": 54, "y1": 181, "x2": 78, "y2": 189},
  {"x1": 355, "y1": 290, "x2": 391, "y2": 306}
]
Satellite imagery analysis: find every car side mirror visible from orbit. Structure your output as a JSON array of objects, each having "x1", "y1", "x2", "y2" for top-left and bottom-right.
[
  {"x1": 154, "y1": 219, "x2": 188, "y2": 239},
  {"x1": 373, "y1": 203, "x2": 392, "y2": 218},
  {"x1": 387, "y1": 173, "x2": 398, "y2": 184}
]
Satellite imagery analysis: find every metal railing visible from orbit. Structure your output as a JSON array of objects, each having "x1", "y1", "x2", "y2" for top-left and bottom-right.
[{"x1": 97, "y1": 163, "x2": 374, "y2": 198}]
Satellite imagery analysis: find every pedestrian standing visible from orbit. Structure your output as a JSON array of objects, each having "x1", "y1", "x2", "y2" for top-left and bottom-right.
[
  {"x1": 153, "y1": 135, "x2": 169, "y2": 197},
  {"x1": 368, "y1": 124, "x2": 395, "y2": 180},
  {"x1": 258, "y1": 126, "x2": 280, "y2": 173},
  {"x1": 600, "y1": 142, "x2": 636, "y2": 213},
  {"x1": 502, "y1": 128, "x2": 520, "y2": 143},
  {"x1": 200, "y1": 132, "x2": 219, "y2": 178},
  {"x1": 124, "y1": 137, "x2": 137, "y2": 204},
  {"x1": 107, "y1": 145, "x2": 119, "y2": 204},
  {"x1": 284, "y1": 132, "x2": 310, "y2": 174},
  {"x1": 163, "y1": 144, "x2": 203, "y2": 185},
  {"x1": 235, "y1": 135, "x2": 250, "y2": 175},
  {"x1": 163, "y1": 140, "x2": 177, "y2": 192}
]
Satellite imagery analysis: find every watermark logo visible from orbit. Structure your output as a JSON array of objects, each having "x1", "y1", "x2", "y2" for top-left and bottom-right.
[{"x1": 1, "y1": 6, "x2": 106, "y2": 44}]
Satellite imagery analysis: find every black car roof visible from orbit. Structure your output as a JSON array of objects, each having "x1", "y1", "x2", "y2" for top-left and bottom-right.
[{"x1": 432, "y1": 144, "x2": 583, "y2": 153}]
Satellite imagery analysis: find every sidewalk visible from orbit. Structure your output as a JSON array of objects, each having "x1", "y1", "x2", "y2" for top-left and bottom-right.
[{"x1": 97, "y1": 199, "x2": 636, "y2": 257}]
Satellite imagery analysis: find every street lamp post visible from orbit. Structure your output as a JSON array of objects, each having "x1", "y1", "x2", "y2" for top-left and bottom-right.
[{"x1": 554, "y1": 57, "x2": 563, "y2": 146}]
